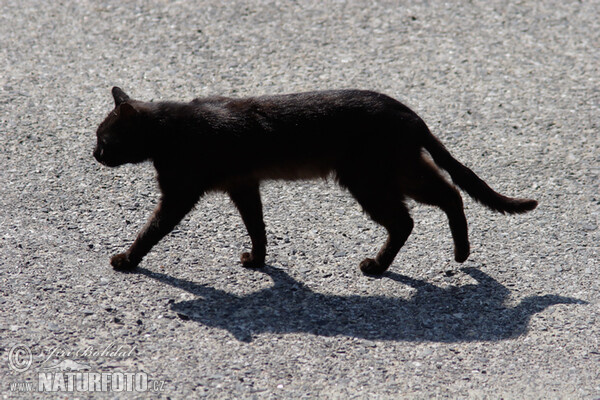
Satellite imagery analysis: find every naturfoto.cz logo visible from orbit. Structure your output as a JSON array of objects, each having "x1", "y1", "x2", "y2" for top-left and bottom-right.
[{"x1": 8, "y1": 344, "x2": 166, "y2": 393}]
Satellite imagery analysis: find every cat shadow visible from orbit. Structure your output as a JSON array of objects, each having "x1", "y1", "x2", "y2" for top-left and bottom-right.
[{"x1": 134, "y1": 265, "x2": 586, "y2": 343}]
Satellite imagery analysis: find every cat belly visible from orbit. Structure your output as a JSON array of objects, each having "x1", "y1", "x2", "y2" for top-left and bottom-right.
[{"x1": 252, "y1": 163, "x2": 332, "y2": 181}]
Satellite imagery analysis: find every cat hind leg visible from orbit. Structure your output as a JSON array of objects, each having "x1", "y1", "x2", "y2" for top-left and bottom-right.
[
  {"x1": 407, "y1": 157, "x2": 470, "y2": 263},
  {"x1": 338, "y1": 173, "x2": 414, "y2": 275}
]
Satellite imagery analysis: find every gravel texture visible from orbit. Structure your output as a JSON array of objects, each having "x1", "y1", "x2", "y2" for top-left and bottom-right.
[{"x1": 1, "y1": 0, "x2": 599, "y2": 398}]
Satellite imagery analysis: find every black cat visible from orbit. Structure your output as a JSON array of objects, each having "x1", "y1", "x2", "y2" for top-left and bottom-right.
[{"x1": 94, "y1": 87, "x2": 537, "y2": 275}]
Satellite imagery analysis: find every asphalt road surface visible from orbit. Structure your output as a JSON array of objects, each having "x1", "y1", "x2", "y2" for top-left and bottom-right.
[{"x1": 1, "y1": 1, "x2": 598, "y2": 398}]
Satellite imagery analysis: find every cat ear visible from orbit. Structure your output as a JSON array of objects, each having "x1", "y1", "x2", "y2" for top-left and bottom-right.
[
  {"x1": 112, "y1": 87, "x2": 130, "y2": 106},
  {"x1": 118, "y1": 102, "x2": 138, "y2": 118}
]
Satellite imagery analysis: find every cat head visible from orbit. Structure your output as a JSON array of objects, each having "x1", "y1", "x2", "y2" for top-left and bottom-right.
[{"x1": 93, "y1": 87, "x2": 151, "y2": 167}]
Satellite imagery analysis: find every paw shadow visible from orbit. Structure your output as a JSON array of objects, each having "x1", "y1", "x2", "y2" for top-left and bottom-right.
[{"x1": 135, "y1": 265, "x2": 586, "y2": 342}]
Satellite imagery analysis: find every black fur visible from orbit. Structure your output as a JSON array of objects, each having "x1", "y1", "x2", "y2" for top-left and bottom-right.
[{"x1": 94, "y1": 87, "x2": 537, "y2": 274}]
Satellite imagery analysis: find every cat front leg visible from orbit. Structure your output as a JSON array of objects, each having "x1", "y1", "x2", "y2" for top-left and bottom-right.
[
  {"x1": 111, "y1": 193, "x2": 199, "y2": 271},
  {"x1": 228, "y1": 183, "x2": 266, "y2": 268}
]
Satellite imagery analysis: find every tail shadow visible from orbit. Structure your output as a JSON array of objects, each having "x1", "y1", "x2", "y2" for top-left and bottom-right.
[{"x1": 134, "y1": 265, "x2": 586, "y2": 342}]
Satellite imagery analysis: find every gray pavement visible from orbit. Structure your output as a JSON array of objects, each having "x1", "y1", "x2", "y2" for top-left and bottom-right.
[{"x1": 1, "y1": 0, "x2": 598, "y2": 398}]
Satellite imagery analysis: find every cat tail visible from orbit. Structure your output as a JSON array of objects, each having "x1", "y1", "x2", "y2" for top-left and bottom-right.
[{"x1": 420, "y1": 123, "x2": 538, "y2": 214}]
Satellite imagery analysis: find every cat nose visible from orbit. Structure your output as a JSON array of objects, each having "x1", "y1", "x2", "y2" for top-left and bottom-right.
[{"x1": 93, "y1": 148, "x2": 103, "y2": 161}]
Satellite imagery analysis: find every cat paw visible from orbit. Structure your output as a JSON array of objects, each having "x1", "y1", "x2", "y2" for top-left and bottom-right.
[
  {"x1": 110, "y1": 253, "x2": 138, "y2": 271},
  {"x1": 240, "y1": 252, "x2": 265, "y2": 268},
  {"x1": 359, "y1": 258, "x2": 388, "y2": 276},
  {"x1": 454, "y1": 244, "x2": 470, "y2": 263}
]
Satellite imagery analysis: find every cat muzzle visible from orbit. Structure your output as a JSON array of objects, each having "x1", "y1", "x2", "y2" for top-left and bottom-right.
[
  {"x1": 93, "y1": 148, "x2": 115, "y2": 166},
  {"x1": 93, "y1": 148, "x2": 104, "y2": 162}
]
